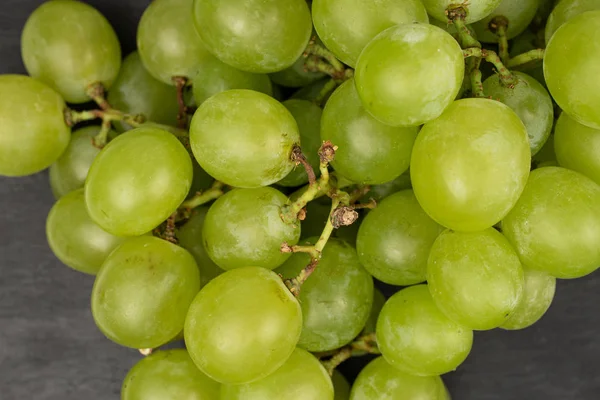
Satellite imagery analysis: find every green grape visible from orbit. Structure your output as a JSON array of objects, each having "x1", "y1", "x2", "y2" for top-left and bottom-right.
[
  {"x1": 501, "y1": 269, "x2": 556, "y2": 330},
  {"x1": 202, "y1": 187, "x2": 300, "y2": 270},
  {"x1": 509, "y1": 29, "x2": 546, "y2": 87},
  {"x1": 545, "y1": 0, "x2": 600, "y2": 43},
  {"x1": 121, "y1": 349, "x2": 220, "y2": 400},
  {"x1": 192, "y1": 55, "x2": 273, "y2": 105},
  {"x1": 360, "y1": 171, "x2": 412, "y2": 203},
  {"x1": 276, "y1": 238, "x2": 374, "y2": 352},
  {"x1": 0, "y1": 75, "x2": 70, "y2": 177},
  {"x1": 555, "y1": 112, "x2": 600, "y2": 185},
  {"x1": 91, "y1": 236, "x2": 200, "y2": 348},
  {"x1": 107, "y1": 52, "x2": 179, "y2": 132},
  {"x1": 321, "y1": 79, "x2": 418, "y2": 184},
  {"x1": 472, "y1": 0, "x2": 540, "y2": 43},
  {"x1": 544, "y1": 11, "x2": 600, "y2": 129},
  {"x1": 355, "y1": 24, "x2": 464, "y2": 127},
  {"x1": 278, "y1": 100, "x2": 323, "y2": 187},
  {"x1": 350, "y1": 357, "x2": 448, "y2": 400},
  {"x1": 269, "y1": 54, "x2": 326, "y2": 88},
  {"x1": 312, "y1": 0, "x2": 429, "y2": 67},
  {"x1": 220, "y1": 348, "x2": 333, "y2": 400},
  {"x1": 137, "y1": 0, "x2": 211, "y2": 85},
  {"x1": 291, "y1": 78, "x2": 330, "y2": 101},
  {"x1": 46, "y1": 189, "x2": 127, "y2": 275},
  {"x1": 377, "y1": 285, "x2": 473, "y2": 376},
  {"x1": 192, "y1": 0, "x2": 312, "y2": 73},
  {"x1": 422, "y1": 0, "x2": 503, "y2": 23},
  {"x1": 184, "y1": 267, "x2": 302, "y2": 384},
  {"x1": 411, "y1": 98, "x2": 530, "y2": 232},
  {"x1": 333, "y1": 370, "x2": 351, "y2": 400},
  {"x1": 357, "y1": 190, "x2": 443, "y2": 286},
  {"x1": 21, "y1": 0, "x2": 121, "y2": 103},
  {"x1": 502, "y1": 167, "x2": 600, "y2": 279},
  {"x1": 483, "y1": 71, "x2": 554, "y2": 155},
  {"x1": 189, "y1": 89, "x2": 299, "y2": 188},
  {"x1": 85, "y1": 126, "x2": 192, "y2": 236},
  {"x1": 428, "y1": 228, "x2": 524, "y2": 330},
  {"x1": 361, "y1": 288, "x2": 385, "y2": 335}
]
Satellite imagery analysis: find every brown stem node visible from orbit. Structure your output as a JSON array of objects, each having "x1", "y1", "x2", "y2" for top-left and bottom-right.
[
  {"x1": 319, "y1": 140, "x2": 337, "y2": 164},
  {"x1": 331, "y1": 206, "x2": 359, "y2": 229}
]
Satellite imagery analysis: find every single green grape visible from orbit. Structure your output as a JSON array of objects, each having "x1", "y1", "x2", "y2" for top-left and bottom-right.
[
  {"x1": 107, "y1": 51, "x2": 179, "y2": 132},
  {"x1": 483, "y1": 71, "x2": 554, "y2": 155},
  {"x1": 554, "y1": 112, "x2": 600, "y2": 185},
  {"x1": 545, "y1": 0, "x2": 600, "y2": 43},
  {"x1": 509, "y1": 29, "x2": 546, "y2": 87},
  {"x1": 278, "y1": 100, "x2": 323, "y2": 187},
  {"x1": 312, "y1": 0, "x2": 428, "y2": 68},
  {"x1": 422, "y1": 0, "x2": 503, "y2": 23},
  {"x1": 202, "y1": 187, "x2": 300, "y2": 270},
  {"x1": 501, "y1": 269, "x2": 556, "y2": 330},
  {"x1": 46, "y1": 189, "x2": 127, "y2": 275},
  {"x1": 361, "y1": 288, "x2": 386, "y2": 335},
  {"x1": 291, "y1": 78, "x2": 331, "y2": 101},
  {"x1": 472, "y1": 0, "x2": 540, "y2": 43},
  {"x1": 85, "y1": 126, "x2": 192, "y2": 236},
  {"x1": 21, "y1": 0, "x2": 121, "y2": 103},
  {"x1": 121, "y1": 349, "x2": 220, "y2": 400},
  {"x1": 184, "y1": 267, "x2": 303, "y2": 384},
  {"x1": 411, "y1": 98, "x2": 530, "y2": 232},
  {"x1": 360, "y1": 171, "x2": 412, "y2": 203},
  {"x1": 355, "y1": 24, "x2": 464, "y2": 127},
  {"x1": 357, "y1": 190, "x2": 443, "y2": 286},
  {"x1": 192, "y1": 0, "x2": 312, "y2": 73},
  {"x1": 190, "y1": 90, "x2": 299, "y2": 187},
  {"x1": 269, "y1": 54, "x2": 326, "y2": 88},
  {"x1": 91, "y1": 236, "x2": 200, "y2": 349},
  {"x1": 377, "y1": 285, "x2": 473, "y2": 376},
  {"x1": 321, "y1": 79, "x2": 418, "y2": 184},
  {"x1": 502, "y1": 167, "x2": 600, "y2": 279},
  {"x1": 350, "y1": 357, "x2": 448, "y2": 400},
  {"x1": 276, "y1": 237, "x2": 374, "y2": 352},
  {"x1": 220, "y1": 348, "x2": 333, "y2": 400},
  {"x1": 333, "y1": 370, "x2": 351, "y2": 400},
  {"x1": 0, "y1": 75, "x2": 70, "y2": 177},
  {"x1": 544, "y1": 11, "x2": 600, "y2": 129},
  {"x1": 428, "y1": 228, "x2": 525, "y2": 330},
  {"x1": 192, "y1": 55, "x2": 273, "y2": 105}
]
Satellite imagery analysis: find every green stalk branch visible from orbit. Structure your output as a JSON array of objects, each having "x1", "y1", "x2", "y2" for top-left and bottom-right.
[
  {"x1": 179, "y1": 181, "x2": 225, "y2": 218},
  {"x1": 463, "y1": 47, "x2": 517, "y2": 87},
  {"x1": 470, "y1": 68, "x2": 485, "y2": 98},
  {"x1": 506, "y1": 49, "x2": 545, "y2": 69},
  {"x1": 92, "y1": 118, "x2": 113, "y2": 148},
  {"x1": 320, "y1": 333, "x2": 380, "y2": 375},
  {"x1": 314, "y1": 78, "x2": 338, "y2": 107},
  {"x1": 303, "y1": 40, "x2": 353, "y2": 82},
  {"x1": 86, "y1": 82, "x2": 111, "y2": 110},
  {"x1": 488, "y1": 16, "x2": 510, "y2": 63}
]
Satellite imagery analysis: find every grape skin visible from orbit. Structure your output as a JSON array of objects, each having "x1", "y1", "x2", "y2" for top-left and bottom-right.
[
  {"x1": 472, "y1": 0, "x2": 540, "y2": 43},
  {"x1": 422, "y1": 0, "x2": 503, "y2": 24}
]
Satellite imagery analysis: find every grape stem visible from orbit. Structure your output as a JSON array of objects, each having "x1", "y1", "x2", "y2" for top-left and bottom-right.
[
  {"x1": 470, "y1": 68, "x2": 485, "y2": 98},
  {"x1": 178, "y1": 181, "x2": 226, "y2": 220},
  {"x1": 489, "y1": 16, "x2": 510, "y2": 64},
  {"x1": 164, "y1": 212, "x2": 178, "y2": 244},
  {"x1": 172, "y1": 76, "x2": 190, "y2": 129},
  {"x1": 291, "y1": 145, "x2": 317, "y2": 187},
  {"x1": 463, "y1": 47, "x2": 517, "y2": 87},
  {"x1": 314, "y1": 78, "x2": 338, "y2": 107},
  {"x1": 506, "y1": 49, "x2": 545, "y2": 69},
  {"x1": 303, "y1": 40, "x2": 353, "y2": 82},
  {"x1": 348, "y1": 185, "x2": 371, "y2": 204},
  {"x1": 320, "y1": 333, "x2": 380, "y2": 376},
  {"x1": 86, "y1": 82, "x2": 111, "y2": 110},
  {"x1": 450, "y1": 14, "x2": 484, "y2": 98},
  {"x1": 92, "y1": 118, "x2": 113, "y2": 148}
]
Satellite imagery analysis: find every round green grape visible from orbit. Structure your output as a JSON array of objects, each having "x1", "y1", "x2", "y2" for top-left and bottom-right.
[
  {"x1": 333, "y1": 371, "x2": 351, "y2": 400},
  {"x1": 46, "y1": 189, "x2": 127, "y2": 275},
  {"x1": 472, "y1": 0, "x2": 540, "y2": 43},
  {"x1": 220, "y1": 348, "x2": 333, "y2": 400},
  {"x1": 85, "y1": 126, "x2": 192, "y2": 236},
  {"x1": 544, "y1": 11, "x2": 600, "y2": 129},
  {"x1": 184, "y1": 267, "x2": 302, "y2": 384},
  {"x1": 91, "y1": 236, "x2": 200, "y2": 349},
  {"x1": 21, "y1": 0, "x2": 121, "y2": 103},
  {"x1": 276, "y1": 237, "x2": 374, "y2": 352},
  {"x1": 269, "y1": 55, "x2": 326, "y2": 87},
  {"x1": 502, "y1": 167, "x2": 600, "y2": 279},
  {"x1": 121, "y1": 349, "x2": 220, "y2": 400},
  {"x1": 428, "y1": 228, "x2": 524, "y2": 330},
  {"x1": 192, "y1": 0, "x2": 312, "y2": 73},
  {"x1": 0, "y1": 75, "x2": 70, "y2": 177},
  {"x1": 321, "y1": 79, "x2": 418, "y2": 184},
  {"x1": 554, "y1": 112, "x2": 600, "y2": 185},
  {"x1": 361, "y1": 288, "x2": 386, "y2": 335},
  {"x1": 501, "y1": 269, "x2": 556, "y2": 330},
  {"x1": 545, "y1": 0, "x2": 600, "y2": 43},
  {"x1": 483, "y1": 71, "x2": 554, "y2": 155},
  {"x1": 355, "y1": 23, "x2": 464, "y2": 127},
  {"x1": 411, "y1": 98, "x2": 530, "y2": 232},
  {"x1": 510, "y1": 29, "x2": 546, "y2": 87},
  {"x1": 312, "y1": 0, "x2": 428, "y2": 67},
  {"x1": 422, "y1": 0, "x2": 503, "y2": 24},
  {"x1": 357, "y1": 190, "x2": 443, "y2": 286}
]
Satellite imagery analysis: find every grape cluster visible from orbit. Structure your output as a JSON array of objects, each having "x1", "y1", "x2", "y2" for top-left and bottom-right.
[{"x1": 2, "y1": 0, "x2": 600, "y2": 398}]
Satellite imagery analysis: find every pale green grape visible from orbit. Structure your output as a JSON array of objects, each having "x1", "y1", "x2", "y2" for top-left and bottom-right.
[
  {"x1": 21, "y1": 0, "x2": 121, "y2": 103},
  {"x1": 321, "y1": 79, "x2": 418, "y2": 184},
  {"x1": 377, "y1": 284, "x2": 473, "y2": 376},
  {"x1": 46, "y1": 189, "x2": 127, "y2": 275},
  {"x1": 91, "y1": 236, "x2": 200, "y2": 349},
  {"x1": 545, "y1": 0, "x2": 600, "y2": 43},
  {"x1": 333, "y1": 371, "x2": 351, "y2": 400},
  {"x1": 355, "y1": 24, "x2": 464, "y2": 127},
  {"x1": 411, "y1": 98, "x2": 530, "y2": 232},
  {"x1": 269, "y1": 54, "x2": 326, "y2": 88},
  {"x1": 472, "y1": 0, "x2": 540, "y2": 43},
  {"x1": 192, "y1": 0, "x2": 312, "y2": 73},
  {"x1": 121, "y1": 349, "x2": 220, "y2": 400},
  {"x1": 361, "y1": 288, "x2": 385, "y2": 335},
  {"x1": 184, "y1": 267, "x2": 302, "y2": 384},
  {"x1": 0, "y1": 75, "x2": 70, "y2": 177},
  {"x1": 428, "y1": 228, "x2": 524, "y2": 330},
  {"x1": 422, "y1": 0, "x2": 503, "y2": 23},
  {"x1": 220, "y1": 348, "x2": 333, "y2": 400},
  {"x1": 502, "y1": 167, "x2": 600, "y2": 279},
  {"x1": 189, "y1": 89, "x2": 299, "y2": 188},
  {"x1": 312, "y1": 0, "x2": 429, "y2": 67},
  {"x1": 85, "y1": 126, "x2": 192, "y2": 236}
]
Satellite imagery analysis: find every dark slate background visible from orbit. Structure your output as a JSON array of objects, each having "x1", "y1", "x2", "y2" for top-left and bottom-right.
[{"x1": 1, "y1": 1, "x2": 599, "y2": 399}]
